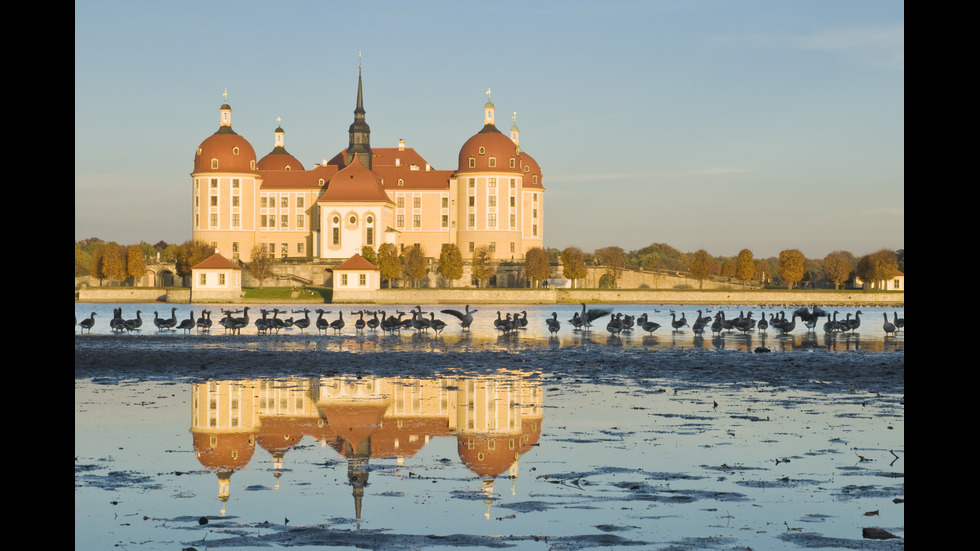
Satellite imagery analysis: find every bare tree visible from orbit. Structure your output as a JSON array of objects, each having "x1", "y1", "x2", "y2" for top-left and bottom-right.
[{"x1": 248, "y1": 245, "x2": 274, "y2": 288}]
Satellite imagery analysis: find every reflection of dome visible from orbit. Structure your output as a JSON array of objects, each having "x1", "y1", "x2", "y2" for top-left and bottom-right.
[
  {"x1": 255, "y1": 416, "x2": 308, "y2": 455},
  {"x1": 369, "y1": 416, "x2": 452, "y2": 460},
  {"x1": 457, "y1": 434, "x2": 521, "y2": 480},
  {"x1": 194, "y1": 102, "x2": 257, "y2": 174},
  {"x1": 317, "y1": 397, "x2": 391, "y2": 450},
  {"x1": 192, "y1": 431, "x2": 256, "y2": 471}
]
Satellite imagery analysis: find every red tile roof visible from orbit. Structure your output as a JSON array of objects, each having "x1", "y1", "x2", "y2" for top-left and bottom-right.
[
  {"x1": 333, "y1": 253, "x2": 378, "y2": 271},
  {"x1": 193, "y1": 253, "x2": 242, "y2": 270}
]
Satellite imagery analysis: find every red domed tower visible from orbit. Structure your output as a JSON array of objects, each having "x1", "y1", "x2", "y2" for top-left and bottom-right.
[{"x1": 191, "y1": 91, "x2": 261, "y2": 263}]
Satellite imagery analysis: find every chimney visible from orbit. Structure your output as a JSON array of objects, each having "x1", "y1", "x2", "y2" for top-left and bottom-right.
[{"x1": 398, "y1": 139, "x2": 405, "y2": 151}]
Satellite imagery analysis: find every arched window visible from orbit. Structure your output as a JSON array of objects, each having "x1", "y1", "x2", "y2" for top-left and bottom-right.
[
  {"x1": 233, "y1": 147, "x2": 240, "y2": 155},
  {"x1": 211, "y1": 159, "x2": 218, "y2": 169}
]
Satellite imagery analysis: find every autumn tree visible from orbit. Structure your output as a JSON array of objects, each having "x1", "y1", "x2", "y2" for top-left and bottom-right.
[
  {"x1": 102, "y1": 242, "x2": 128, "y2": 283},
  {"x1": 560, "y1": 246, "x2": 587, "y2": 288},
  {"x1": 523, "y1": 247, "x2": 551, "y2": 287},
  {"x1": 735, "y1": 249, "x2": 755, "y2": 282},
  {"x1": 471, "y1": 245, "x2": 496, "y2": 288},
  {"x1": 720, "y1": 259, "x2": 736, "y2": 279},
  {"x1": 689, "y1": 249, "x2": 711, "y2": 290},
  {"x1": 823, "y1": 251, "x2": 853, "y2": 289},
  {"x1": 594, "y1": 246, "x2": 626, "y2": 288},
  {"x1": 778, "y1": 249, "x2": 806, "y2": 289},
  {"x1": 126, "y1": 244, "x2": 147, "y2": 285},
  {"x1": 437, "y1": 243, "x2": 464, "y2": 287},
  {"x1": 174, "y1": 241, "x2": 214, "y2": 278},
  {"x1": 401, "y1": 246, "x2": 428, "y2": 288},
  {"x1": 376, "y1": 243, "x2": 401, "y2": 288},
  {"x1": 857, "y1": 249, "x2": 898, "y2": 289},
  {"x1": 248, "y1": 245, "x2": 274, "y2": 288}
]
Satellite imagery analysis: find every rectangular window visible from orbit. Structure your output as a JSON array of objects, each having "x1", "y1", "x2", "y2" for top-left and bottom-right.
[
  {"x1": 397, "y1": 214, "x2": 404, "y2": 227},
  {"x1": 413, "y1": 197, "x2": 421, "y2": 208},
  {"x1": 468, "y1": 242, "x2": 474, "y2": 252},
  {"x1": 397, "y1": 197, "x2": 404, "y2": 208},
  {"x1": 441, "y1": 214, "x2": 448, "y2": 227},
  {"x1": 260, "y1": 197, "x2": 268, "y2": 208},
  {"x1": 232, "y1": 242, "x2": 239, "y2": 253},
  {"x1": 359, "y1": 274, "x2": 366, "y2": 286},
  {"x1": 261, "y1": 215, "x2": 267, "y2": 227},
  {"x1": 488, "y1": 178, "x2": 496, "y2": 187},
  {"x1": 468, "y1": 196, "x2": 475, "y2": 207},
  {"x1": 533, "y1": 208, "x2": 537, "y2": 218},
  {"x1": 297, "y1": 214, "x2": 304, "y2": 228},
  {"x1": 219, "y1": 273, "x2": 226, "y2": 285},
  {"x1": 489, "y1": 242, "x2": 496, "y2": 252},
  {"x1": 510, "y1": 179, "x2": 515, "y2": 188},
  {"x1": 210, "y1": 196, "x2": 218, "y2": 206},
  {"x1": 297, "y1": 242, "x2": 304, "y2": 253},
  {"x1": 468, "y1": 178, "x2": 475, "y2": 188},
  {"x1": 510, "y1": 214, "x2": 516, "y2": 228},
  {"x1": 199, "y1": 273, "x2": 206, "y2": 285},
  {"x1": 281, "y1": 197, "x2": 288, "y2": 208},
  {"x1": 533, "y1": 193, "x2": 538, "y2": 202},
  {"x1": 211, "y1": 179, "x2": 218, "y2": 188},
  {"x1": 210, "y1": 213, "x2": 217, "y2": 227},
  {"x1": 488, "y1": 196, "x2": 496, "y2": 207},
  {"x1": 488, "y1": 213, "x2": 496, "y2": 227},
  {"x1": 341, "y1": 274, "x2": 348, "y2": 285},
  {"x1": 232, "y1": 178, "x2": 239, "y2": 188},
  {"x1": 232, "y1": 214, "x2": 240, "y2": 227},
  {"x1": 468, "y1": 213, "x2": 475, "y2": 228},
  {"x1": 488, "y1": 158, "x2": 496, "y2": 167},
  {"x1": 332, "y1": 227, "x2": 340, "y2": 245},
  {"x1": 232, "y1": 195, "x2": 239, "y2": 207},
  {"x1": 366, "y1": 227, "x2": 374, "y2": 245},
  {"x1": 281, "y1": 243, "x2": 288, "y2": 256},
  {"x1": 468, "y1": 158, "x2": 475, "y2": 168},
  {"x1": 413, "y1": 214, "x2": 421, "y2": 227},
  {"x1": 533, "y1": 224, "x2": 538, "y2": 236},
  {"x1": 442, "y1": 197, "x2": 449, "y2": 208},
  {"x1": 510, "y1": 242, "x2": 515, "y2": 253},
  {"x1": 297, "y1": 197, "x2": 304, "y2": 208},
  {"x1": 510, "y1": 196, "x2": 515, "y2": 207}
]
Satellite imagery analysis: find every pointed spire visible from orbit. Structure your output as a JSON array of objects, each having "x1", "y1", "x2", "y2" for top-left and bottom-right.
[
  {"x1": 484, "y1": 87, "x2": 495, "y2": 126},
  {"x1": 346, "y1": 61, "x2": 372, "y2": 169}
]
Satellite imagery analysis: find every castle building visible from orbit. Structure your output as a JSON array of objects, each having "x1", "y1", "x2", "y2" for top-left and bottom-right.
[{"x1": 191, "y1": 71, "x2": 544, "y2": 267}]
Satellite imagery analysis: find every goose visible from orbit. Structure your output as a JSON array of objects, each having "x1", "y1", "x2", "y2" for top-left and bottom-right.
[
  {"x1": 411, "y1": 307, "x2": 430, "y2": 332},
  {"x1": 329, "y1": 311, "x2": 345, "y2": 334},
  {"x1": 354, "y1": 311, "x2": 366, "y2": 333},
  {"x1": 254, "y1": 309, "x2": 272, "y2": 334},
  {"x1": 776, "y1": 312, "x2": 799, "y2": 334},
  {"x1": 270, "y1": 309, "x2": 285, "y2": 333},
  {"x1": 230, "y1": 307, "x2": 250, "y2": 335},
  {"x1": 366, "y1": 311, "x2": 380, "y2": 331},
  {"x1": 606, "y1": 313, "x2": 624, "y2": 335},
  {"x1": 159, "y1": 307, "x2": 178, "y2": 331},
  {"x1": 670, "y1": 311, "x2": 688, "y2": 331},
  {"x1": 692, "y1": 316, "x2": 707, "y2": 335},
  {"x1": 79, "y1": 312, "x2": 97, "y2": 333},
  {"x1": 110, "y1": 308, "x2": 126, "y2": 333},
  {"x1": 710, "y1": 313, "x2": 724, "y2": 336},
  {"x1": 153, "y1": 311, "x2": 167, "y2": 331},
  {"x1": 621, "y1": 314, "x2": 635, "y2": 333},
  {"x1": 568, "y1": 312, "x2": 584, "y2": 330},
  {"x1": 546, "y1": 312, "x2": 561, "y2": 335},
  {"x1": 638, "y1": 313, "x2": 661, "y2": 334},
  {"x1": 293, "y1": 309, "x2": 311, "y2": 332},
  {"x1": 176, "y1": 311, "x2": 196, "y2": 334},
  {"x1": 196, "y1": 310, "x2": 210, "y2": 332},
  {"x1": 695, "y1": 310, "x2": 712, "y2": 326},
  {"x1": 518, "y1": 311, "x2": 529, "y2": 329},
  {"x1": 823, "y1": 311, "x2": 840, "y2": 333},
  {"x1": 842, "y1": 310, "x2": 863, "y2": 333},
  {"x1": 125, "y1": 310, "x2": 143, "y2": 333},
  {"x1": 579, "y1": 303, "x2": 613, "y2": 330},
  {"x1": 882, "y1": 312, "x2": 897, "y2": 336},
  {"x1": 493, "y1": 311, "x2": 506, "y2": 330},
  {"x1": 893, "y1": 312, "x2": 904, "y2": 331},
  {"x1": 219, "y1": 310, "x2": 236, "y2": 333},
  {"x1": 315, "y1": 309, "x2": 330, "y2": 334},
  {"x1": 429, "y1": 312, "x2": 447, "y2": 334},
  {"x1": 756, "y1": 312, "x2": 769, "y2": 333},
  {"x1": 441, "y1": 305, "x2": 478, "y2": 331}
]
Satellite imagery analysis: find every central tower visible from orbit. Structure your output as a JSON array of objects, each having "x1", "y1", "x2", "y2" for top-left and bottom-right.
[{"x1": 345, "y1": 66, "x2": 372, "y2": 170}]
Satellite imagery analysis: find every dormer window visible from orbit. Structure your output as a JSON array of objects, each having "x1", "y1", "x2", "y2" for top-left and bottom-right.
[
  {"x1": 233, "y1": 147, "x2": 240, "y2": 155},
  {"x1": 211, "y1": 159, "x2": 218, "y2": 169},
  {"x1": 478, "y1": 147, "x2": 485, "y2": 155},
  {"x1": 398, "y1": 179, "x2": 404, "y2": 186},
  {"x1": 468, "y1": 158, "x2": 475, "y2": 168},
  {"x1": 489, "y1": 158, "x2": 496, "y2": 167},
  {"x1": 509, "y1": 158, "x2": 516, "y2": 168}
]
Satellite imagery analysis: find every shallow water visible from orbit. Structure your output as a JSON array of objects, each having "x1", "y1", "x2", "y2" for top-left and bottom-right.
[{"x1": 75, "y1": 302, "x2": 904, "y2": 550}]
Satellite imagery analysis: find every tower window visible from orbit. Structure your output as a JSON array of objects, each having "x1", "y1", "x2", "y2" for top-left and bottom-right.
[
  {"x1": 233, "y1": 147, "x2": 240, "y2": 155},
  {"x1": 478, "y1": 147, "x2": 485, "y2": 155},
  {"x1": 468, "y1": 158, "x2": 475, "y2": 168},
  {"x1": 488, "y1": 157, "x2": 496, "y2": 167},
  {"x1": 211, "y1": 159, "x2": 218, "y2": 169}
]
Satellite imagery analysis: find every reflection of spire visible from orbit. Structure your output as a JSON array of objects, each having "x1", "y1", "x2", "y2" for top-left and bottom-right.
[{"x1": 482, "y1": 478, "x2": 495, "y2": 520}]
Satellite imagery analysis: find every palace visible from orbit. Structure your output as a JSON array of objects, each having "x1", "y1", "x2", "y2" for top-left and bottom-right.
[{"x1": 191, "y1": 71, "x2": 544, "y2": 269}]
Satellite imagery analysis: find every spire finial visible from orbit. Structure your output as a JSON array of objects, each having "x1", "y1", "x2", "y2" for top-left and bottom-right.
[
  {"x1": 486, "y1": 87, "x2": 491, "y2": 101},
  {"x1": 222, "y1": 88, "x2": 228, "y2": 104},
  {"x1": 276, "y1": 115, "x2": 281, "y2": 126}
]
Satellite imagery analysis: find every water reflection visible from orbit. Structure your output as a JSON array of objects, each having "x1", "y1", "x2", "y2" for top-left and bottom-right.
[{"x1": 190, "y1": 371, "x2": 543, "y2": 521}]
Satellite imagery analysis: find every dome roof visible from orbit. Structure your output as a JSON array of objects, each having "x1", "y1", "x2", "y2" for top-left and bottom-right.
[
  {"x1": 194, "y1": 128, "x2": 257, "y2": 174},
  {"x1": 317, "y1": 154, "x2": 393, "y2": 203},
  {"x1": 257, "y1": 147, "x2": 305, "y2": 171},
  {"x1": 517, "y1": 151, "x2": 543, "y2": 189},
  {"x1": 457, "y1": 124, "x2": 522, "y2": 174}
]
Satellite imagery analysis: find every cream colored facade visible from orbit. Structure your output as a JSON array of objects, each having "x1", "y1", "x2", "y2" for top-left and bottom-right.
[{"x1": 191, "y1": 77, "x2": 543, "y2": 265}]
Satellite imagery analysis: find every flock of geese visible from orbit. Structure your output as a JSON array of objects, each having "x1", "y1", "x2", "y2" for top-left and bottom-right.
[{"x1": 76, "y1": 304, "x2": 904, "y2": 338}]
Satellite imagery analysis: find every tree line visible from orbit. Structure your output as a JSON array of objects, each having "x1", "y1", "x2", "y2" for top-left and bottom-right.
[{"x1": 75, "y1": 237, "x2": 904, "y2": 290}]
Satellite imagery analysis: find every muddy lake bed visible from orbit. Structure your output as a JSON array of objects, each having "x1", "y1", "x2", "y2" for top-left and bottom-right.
[{"x1": 75, "y1": 303, "x2": 904, "y2": 550}]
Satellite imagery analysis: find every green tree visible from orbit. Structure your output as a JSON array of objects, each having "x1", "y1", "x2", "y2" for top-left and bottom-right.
[
  {"x1": 735, "y1": 249, "x2": 755, "y2": 282},
  {"x1": 401, "y1": 246, "x2": 427, "y2": 288},
  {"x1": 248, "y1": 245, "x2": 274, "y2": 288},
  {"x1": 471, "y1": 245, "x2": 496, "y2": 288},
  {"x1": 376, "y1": 243, "x2": 401, "y2": 288},
  {"x1": 778, "y1": 249, "x2": 806, "y2": 289},
  {"x1": 437, "y1": 243, "x2": 464, "y2": 287},
  {"x1": 871, "y1": 249, "x2": 899, "y2": 289},
  {"x1": 75, "y1": 241, "x2": 91, "y2": 276},
  {"x1": 688, "y1": 249, "x2": 711, "y2": 290},
  {"x1": 523, "y1": 247, "x2": 551, "y2": 287},
  {"x1": 823, "y1": 251, "x2": 853, "y2": 289},
  {"x1": 360, "y1": 245, "x2": 377, "y2": 266},
  {"x1": 88, "y1": 244, "x2": 107, "y2": 283},
  {"x1": 560, "y1": 246, "x2": 587, "y2": 288},
  {"x1": 127, "y1": 244, "x2": 147, "y2": 285}
]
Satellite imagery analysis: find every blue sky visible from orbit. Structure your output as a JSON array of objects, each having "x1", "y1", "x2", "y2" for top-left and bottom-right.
[{"x1": 75, "y1": 0, "x2": 903, "y2": 259}]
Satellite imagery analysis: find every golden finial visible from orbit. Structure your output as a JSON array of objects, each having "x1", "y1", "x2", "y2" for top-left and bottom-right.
[
  {"x1": 222, "y1": 88, "x2": 228, "y2": 103},
  {"x1": 486, "y1": 87, "x2": 491, "y2": 101},
  {"x1": 276, "y1": 115, "x2": 282, "y2": 126}
]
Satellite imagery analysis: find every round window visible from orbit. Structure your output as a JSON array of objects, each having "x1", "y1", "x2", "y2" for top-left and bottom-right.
[
  {"x1": 349, "y1": 215, "x2": 357, "y2": 225},
  {"x1": 333, "y1": 216, "x2": 340, "y2": 224},
  {"x1": 366, "y1": 216, "x2": 373, "y2": 224}
]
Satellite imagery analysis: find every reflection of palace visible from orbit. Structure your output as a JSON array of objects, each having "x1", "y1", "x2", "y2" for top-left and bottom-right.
[{"x1": 189, "y1": 371, "x2": 543, "y2": 519}]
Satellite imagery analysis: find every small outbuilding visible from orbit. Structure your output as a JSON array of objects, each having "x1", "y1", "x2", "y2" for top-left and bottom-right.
[
  {"x1": 191, "y1": 252, "x2": 243, "y2": 302},
  {"x1": 331, "y1": 253, "x2": 380, "y2": 302}
]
